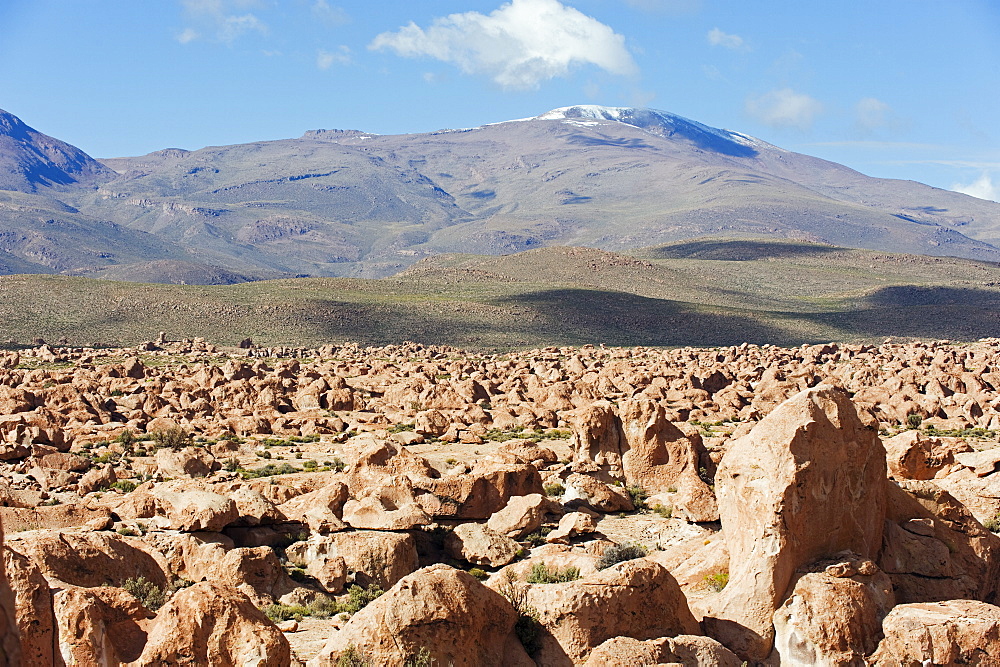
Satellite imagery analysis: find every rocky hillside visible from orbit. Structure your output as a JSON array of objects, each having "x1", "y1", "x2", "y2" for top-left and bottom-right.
[
  {"x1": 3, "y1": 337, "x2": 1000, "y2": 663},
  {"x1": 2, "y1": 106, "x2": 1000, "y2": 281}
]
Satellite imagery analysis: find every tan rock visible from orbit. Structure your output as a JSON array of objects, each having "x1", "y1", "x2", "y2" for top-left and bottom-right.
[
  {"x1": 486, "y1": 493, "x2": 553, "y2": 539},
  {"x1": 210, "y1": 546, "x2": 295, "y2": 606},
  {"x1": 135, "y1": 582, "x2": 291, "y2": 666},
  {"x1": 704, "y1": 385, "x2": 887, "y2": 661},
  {"x1": 342, "y1": 475, "x2": 432, "y2": 531},
  {"x1": 53, "y1": 586, "x2": 152, "y2": 665},
  {"x1": 288, "y1": 530, "x2": 419, "y2": 590},
  {"x1": 772, "y1": 553, "x2": 895, "y2": 665},
  {"x1": 154, "y1": 445, "x2": 218, "y2": 478},
  {"x1": 310, "y1": 564, "x2": 532, "y2": 666},
  {"x1": 419, "y1": 461, "x2": 544, "y2": 519},
  {"x1": 446, "y1": 523, "x2": 521, "y2": 568},
  {"x1": 526, "y1": 558, "x2": 700, "y2": 665},
  {"x1": 278, "y1": 480, "x2": 348, "y2": 533},
  {"x1": 546, "y1": 511, "x2": 597, "y2": 543},
  {"x1": 883, "y1": 430, "x2": 962, "y2": 480},
  {"x1": 564, "y1": 473, "x2": 634, "y2": 513},
  {"x1": 3, "y1": 547, "x2": 54, "y2": 666},
  {"x1": 585, "y1": 635, "x2": 741, "y2": 667},
  {"x1": 0, "y1": 518, "x2": 22, "y2": 666},
  {"x1": 150, "y1": 479, "x2": 239, "y2": 532},
  {"x1": 870, "y1": 600, "x2": 1000, "y2": 666}
]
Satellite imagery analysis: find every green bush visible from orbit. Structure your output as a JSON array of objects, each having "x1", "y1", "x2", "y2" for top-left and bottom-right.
[
  {"x1": 111, "y1": 480, "x2": 137, "y2": 493},
  {"x1": 627, "y1": 485, "x2": 648, "y2": 510},
  {"x1": 704, "y1": 570, "x2": 729, "y2": 592},
  {"x1": 543, "y1": 482, "x2": 565, "y2": 498},
  {"x1": 262, "y1": 603, "x2": 310, "y2": 622},
  {"x1": 123, "y1": 576, "x2": 166, "y2": 611},
  {"x1": 468, "y1": 567, "x2": 489, "y2": 581},
  {"x1": 984, "y1": 513, "x2": 1000, "y2": 533},
  {"x1": 337, "y1": 645, "x2": 371, "y2": 667},
  {"x1": 906, "y1": 413, "x2": 923, "y2": 429},
  {"x1": 240, "y1": 463, "x2": 299, "y2": 479},
  {"x1": 151, "y1": 427, "x2": 191, "y2": 450},
  {"x1": 526, "y1": 562, "x2": 580, "y2": 584},
  {"x1": 336, "y1": 585, "x2": 384, "y2": 615},
  {"x1": 596, "y1": 543, "x2": 648, "y2": 570}
]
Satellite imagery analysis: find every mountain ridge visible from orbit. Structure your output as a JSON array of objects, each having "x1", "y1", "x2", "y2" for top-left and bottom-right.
[{"x1": 0, "y1": 104, "x2": 999, "y2": 283}]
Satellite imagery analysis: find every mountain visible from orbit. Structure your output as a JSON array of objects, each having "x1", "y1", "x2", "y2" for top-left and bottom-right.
[{"x1": 1, "y1": 105, "x2": 1000, "y2": 282}]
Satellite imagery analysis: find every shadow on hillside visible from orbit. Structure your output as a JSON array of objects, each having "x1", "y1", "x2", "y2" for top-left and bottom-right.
[
  {"x1": 804, "y1": 285, "x2": 1000, "y2": 340},
  {"x1": 643, "y1": 239, "x2": 840, "y2": 261}
]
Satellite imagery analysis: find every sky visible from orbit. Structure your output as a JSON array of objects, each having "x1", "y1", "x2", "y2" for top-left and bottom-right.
[{"x1": 1, "y1": 0, "x2": 998, "y2": 200}]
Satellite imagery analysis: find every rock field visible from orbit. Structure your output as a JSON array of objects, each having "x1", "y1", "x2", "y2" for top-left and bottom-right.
[{"x1": 3, "y1": 336, "x2": 1000, "y2": 665}]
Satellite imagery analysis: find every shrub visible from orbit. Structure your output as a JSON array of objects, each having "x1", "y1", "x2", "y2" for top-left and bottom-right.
[
  {"x1": 524, "y1": 526, "x2": 553, "y2": 546},
  {"x1": 116, "y1": 429, "x2": 136, "y2": 449},
  {"x1": 151, "y1": 426, "x2": 191, "y2": 450},
  {"x1": 650, "y1": 503, "x2": 672, "y2": 519},
  {"x1": 240, "y1": 463, "x2": 299, "y2": 479},
  {"x1": 543, "y1": 482, "x2": 565, "y2": 498},
  {"x1": 526, "y1": 562, "x2": 580, "y2": 584},
  {"x1": 627, "y1": 485, "x2": 648, "y2": 510},
  {"x1": 468, "y1": 567, "x2": 489, "y2": 581},
  {"x1": 111, "y1": 480, "x2": 137, "y2": 493},
  {"x1": 595, "y1": 543, "x2": 648, "y2": 570},
  {"x1": 330, "y1": 457, "x2": 346, "y2": 472},
  {"x1": 704, "y1": 570, "x2": 729, "y2": 592},
  {"x1": 262, "y1": 602, "x2": 310, "y2": 622},
  {"x1": 337, "y1": 645, "x2": 371, "y2": 667},
  {"x1": 302, "y1": 459, "x2": 318, "y2": 470},
  {"x1": 116, "y1": 527, "x2": 138, "y2": 537},
  {"x1": 223, "y1": 457, "x2": 239, "y2": 472},
  {"x1": 906, "y1": 413, "x2": 923, "y2": 429},
  {"x1": 498, "y1": 571, "x2": 541, "y2": 654},
  {"x1": 123, "y1": 576, "x2": 166, "y2": 611},
  {"x1": 984, "y1": 513, "x2": 1000, "y2": 533},
  {"x1": 336, "y1": 584, "x2": 384, "y2": 615}
]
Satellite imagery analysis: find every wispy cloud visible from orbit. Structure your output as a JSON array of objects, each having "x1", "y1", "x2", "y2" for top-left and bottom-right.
[
  {"x1": 746, "y1": 88, "x2": 823, "y2": 130},
  {"x1": 369, "y1": 0, "x2": 638, "y2": 90},
  {"x1": 854, "y1": 97, "x2": 894, "y2": 135},
  {"x1": 952, "y1": 172, "x2": 1000, "y2": 202},
  {"x1": 311, "y1": 0, "x2": 349, "y2": 26},
  {"x1": 177, "y1": 0, "x2": 267, "y2": 44},
  {"x1": 707, "y1": 28, "x2": 745, "y2": 50},
  {"x1": 317, "y1": 46, "x2": 351, "y2": 69}
]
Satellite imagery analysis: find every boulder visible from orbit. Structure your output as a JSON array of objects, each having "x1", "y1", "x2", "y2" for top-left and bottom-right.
[
  {"x1": 870, "y1": 600, "x2": 1000, "y2": 666},
  {"x1": 563, "y1": 473, "x2": 634, "y2": 513},
  {"x1": 150, "y1": 480, "x2": 239, "y2": 532},
  {"x1": 704, "y1": 385, "x2": 887, "y2": 661},
  {"x1": 341, "y1": 476, "x2": 432, "y2": 531},
  {"x1": 0, "y1": 518, "x2": 21, "y2": 666},
  {"x1": 545, "y1": 511, "x2": 597, "y2": 544},
  {"x1": 883, "y1": 430, "x2": 963, "y2": 480},
  {"x1": 525, "y1": 558, "x2": 700, "y2": 665},
  {"x1": 310, "y1": 564, "x2": 532, "y2": 666},
  {"x1": 584, "y1": 635, "x2": 741, "y2": 667},
  {"x1": 3, "y1": 547, "x2": 55, "y2": 666},
  {"x1": 286, "y1": 531, "x2": 418, "y2": 590},
  {"x1": 53, "y1": 586, "x2": 152, "y2": 665},
  {"x1": 486, "y1": 493, "x2": 553, "y2": 539},
  {"x1": 772, "y1": 553, "x2": 895, "y2": 665},
  {"x1": 278, "y1": 481, "x2": 348, "y2": 533},
  {"x1": 154, "y1": 446, "x2": 218, "y2": 478},
  {"x1": 210, "y1": 546, "x2": 295, "y2": 606},
  {"x1": 418, "y1": 462, "x2": 544, "y2": 519},
  {"x1": 446, "y1": 523, "x2": 522, "y2": 568},
  {"x1": 135, "y1": 582, "x2": 291, "y2": 666}
]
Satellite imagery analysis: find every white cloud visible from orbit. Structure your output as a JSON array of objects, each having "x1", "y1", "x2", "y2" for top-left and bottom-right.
[
  {"x1": 176, "y1": 27, "x2": 200, "y2": 44},
  {"x1": 707, "y1": 27, "x2": 744, "y2": 50},
  {"x1": 855, "y1": 97, "x2": 892, "y2": 133},
  {"x1": 178, "y1": 0, "x2": 267, "y2": 44},
  {"x1": 312, "y1": 0, "x2": 349, "y2": 25},
  {"x1": 953, "y1": 172, "x2": 1000, "y2": 202},
  {"x1": 317, "y1": 46, "x2": 351, "y2": 69},
  {"x1": 746, "y1": 88, "x2": 823, "y2": 130},
  {"x1": 369, "y1": 0, "x2": 638, "y2": 90}
]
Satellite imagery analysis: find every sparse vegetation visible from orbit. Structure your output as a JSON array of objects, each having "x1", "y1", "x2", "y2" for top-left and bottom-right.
[
  {"x1": 498, "y1": 571, "x2": 541, "y2": 654},
  {"x1": 626, "y1": 485, "x2": 648, "y2": 510},
  {"x1": 526, "y1": 562, "x2": 581, "y2": 584},
  {"x1": 704, "y1": 570, "x2": 730, "y2": 592},
  {"x1": 543, "y1": 482, "x2": 565, "y2": 498},
  {"x1": 151, "y1": 427, "x2": 191, "y2": 450},
  {"x1": 123, "y1": 576, "x2": 167, "y2": 611},
  {"x1": 239, "y1": 463, "x2": 299, "y2": 478},
  {"x1": 595, "y1": 543, "x2": 648, "y2": 570}
]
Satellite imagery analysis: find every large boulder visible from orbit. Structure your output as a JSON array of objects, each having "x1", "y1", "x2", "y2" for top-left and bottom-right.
[
  {"x1": 154, "y1": 446, "x2": 219, "y2": 478},
  {"x1": 286, "y1": 531, "x2": 418, "y2": 590},
  {"x1": 525, "y1": 558, "x2": 700, "y2": 665},
  {"x1": 134, "y1": 582, "x2": 291, "y2": 666},
  {"x1": 53, "y1": 586, "x2": 152, "y2": 665},
  {"x1": 883, "y1": 430, "x2": 963, "y2": 480},
  {"x1": 0, "y1": 518, "x2": 21, "y2": 666},
  {"x1": 486, "y1": 493, "x2": 553, "y2": 539},
  {"x1": 704, "y1": 385, "x2": 887, "y2": 661},
  {"x1": 341, "y1": 475, "x2": 432, "y2": 530},
  {"x1": 870, "y1": 600, "x2": 1000, "y2": 666},
  {"x1": 445, "y1": 523, "x2": 522, "y2": 568},
  {"x1": 771, "y1": 553, "x2": 895, "y2": 665},
  {"x1": 310, "y1": 564, "x2": 533, "y2": 666},
  {"x1": 3, "y1": 547, "x2": 55, "y2": 666},
  {"x1": 584, "y1": 635, "x2": 742, "y2": 667}
]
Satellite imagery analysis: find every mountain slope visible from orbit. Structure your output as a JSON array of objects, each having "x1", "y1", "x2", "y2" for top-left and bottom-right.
[{"x1": 2, "y1": 105, "x2": 1000, "y2": 281}]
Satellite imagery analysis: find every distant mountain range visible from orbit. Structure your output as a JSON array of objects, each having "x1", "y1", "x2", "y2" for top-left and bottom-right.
[{"x1": 1, "y1": 104, "x2": 999, "y2": 283}]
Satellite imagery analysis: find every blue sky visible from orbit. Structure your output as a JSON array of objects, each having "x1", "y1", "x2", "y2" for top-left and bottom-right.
[{"x1": 1, "y1": 0, "x2": 998, "y2": 200}]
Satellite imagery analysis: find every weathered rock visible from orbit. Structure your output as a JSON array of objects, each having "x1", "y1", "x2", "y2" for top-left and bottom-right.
[
  {"x1": 563, "y1": 473, "x2": 634, "y2": 513},
  {"x1": 310, "y1": 564, "x2": 532, "y2": 666},
  {"x1": 870, "y1": 600, "x2": 1000, "y2": 666},
  {"x1": 210, "y1": 546, "x2": 295, "y2": 606},
  {"x1": 287, "y1": 530, "x2": 419, "y2": 590},
  {"x1": 486, "y1": 493, "x2": 553, "y2": 539},
  {"x1": 704, "y1": 385, "x2": 887, "y2": 661},
  {"x1": 53, "y1": 586, "x2": 152, "y2": 665},
  {"x1": 278, "y1": 480, "x2": 348, "y2": 533},
  {"x1": 3, "y1": 547, "x2": 54, "y2": 666},
  {"x1": 446, "y1": 523, "x2": 521, "y2": 568},
  {"x1": 0, "y1": 518, "x2": 21, "y2": 666},
  {"x1": 78, "y1": 463, "x2": 117, "y2": 495},
  {"x1": 883, "y1": 430, "x2": 963, "y2": 480},
  {"x1": 419, "y1": 462, "x2": 544, "y2": 519},
  {"x1": 150, "y1": 480, "x2": 239, "y2": 532},
  {"x1": 771, "y1": 553, "x2": 895, "y2": 666},
  {"x1": 341, "y1": 475, "x2": 432, "y2": 530},
  {"x1": 526, "y1": 558, "x2": 700, "y2": 665},
  {"x1": 154, "y1": 446, "x2": 219, "y2": 478},
  {"x1": 546, "y1": 511, "x2": 597, "y2": 543},
  {"x1": 584, "y1": 635, "x2": 742, "y2": 667},
  {"x1": 135, "y1": 582, "x2": 291, "y2": 666}
]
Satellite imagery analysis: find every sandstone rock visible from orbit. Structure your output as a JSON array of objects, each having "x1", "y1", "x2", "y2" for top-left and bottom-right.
[
  {"x1": 526, "y1": 558, "x2": 699, "y2": 665},
  {"x1": 287, "y1": 530, "x2": 418, "y2": 590},
  {"x1": 546, "y1": 511, "x2": 597, "y2": 543},
  {"x1": 53, "y1": 586, "x2": 152, "y2": 665},
  {"x1": 150, "y1": 480, "x2": 239, "y2": 532},
  {"x1": 419, "y1": 462, "x2": 544, "y2": 519},
  {"x1": 285, "y1": 537, "x2": 349, "y2": 593},
  {"x1": 210, "y1": 546, "x2": 295, "y2": 606},
  {"x1": 342, "y1": 475, "x2": 432, "y2": 530},
  {"x1": 870, "y1": 600, "x2": 1000, "y2": 666},
  {"x1": 486, "y1": 493, "x2": 553, "y2": 539},
  {"x1": 278, "y1": 480, "x2": 348, "y2": 533},
  {"x1": 772, "y1": 553, "x2": 895, "y2": 666},
  {"x1": 563, "y1": 473, "x2": 634, "y2": 513},
  {"x1": 154, "y1": 446, "x2": 219, "y2": 478},
  {"x1": 585, "y1": 635, "x2": 742, "y2": 667},
  {"x1": 705, "y1": 385, "x2": 887, "y2": 661},
  {"x1": 446, "y1": 523, "x2": 521, "y2": 568},
  {"x1": 310, "y1": 564, "x2": 532, "y2": 666},
  {"x1": 135, "y1": 582, "x2": 291, "y2": 666},
  {"x1": 78, "y1": 462, "x2": 117, "y2": 495},
  {"x1": 227, "y1": 486, "x2": 288, "y2": 526},
  {"x1": 0, "y1": 518, "x2": 21, "y2": 666},
  {"x1": 3, "y1": 547, "x2": 54, "y2": 666},
  {"x1": 883, "y1": 430, "x2": 963, "y2": 480}
]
